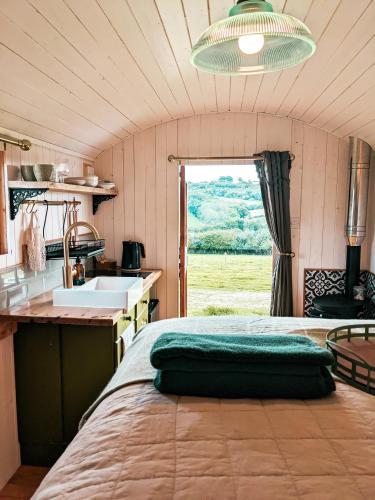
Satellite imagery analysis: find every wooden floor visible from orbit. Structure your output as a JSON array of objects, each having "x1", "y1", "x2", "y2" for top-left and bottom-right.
[{"x1": 0, "y1": 467, "x2": 49, "y2": 500}]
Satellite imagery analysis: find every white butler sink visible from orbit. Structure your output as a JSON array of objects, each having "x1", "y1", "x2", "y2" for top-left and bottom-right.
[{"x1": 53, "y1": 277, "x2": 143, "y2": 310}]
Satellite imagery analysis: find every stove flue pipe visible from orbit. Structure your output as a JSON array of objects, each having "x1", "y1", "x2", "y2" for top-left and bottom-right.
[{"x1": 345, "y1": 137, "x2": 372, "y2": 297}]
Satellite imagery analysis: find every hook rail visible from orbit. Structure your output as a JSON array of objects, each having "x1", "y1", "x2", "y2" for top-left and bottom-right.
[{"x1": 22, "y1": 200, "x2": 81, "y2": 208}]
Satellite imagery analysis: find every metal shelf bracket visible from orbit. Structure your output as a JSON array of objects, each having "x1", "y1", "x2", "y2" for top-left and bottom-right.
[
  {"x1": 92, "y1": 195, "x2": 116, "y2": 215},
  {"x1": 9, "y1": 188, "x2": 48, "y2": 220}
]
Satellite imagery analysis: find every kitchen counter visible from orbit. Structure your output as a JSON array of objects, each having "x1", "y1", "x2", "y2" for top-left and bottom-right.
[{"x1": 0, "y1": 270, "x2": 162, "y2": 328}]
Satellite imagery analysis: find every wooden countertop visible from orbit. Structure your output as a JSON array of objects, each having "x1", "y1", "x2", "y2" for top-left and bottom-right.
[{"x1": 0, "y1": 270, "x2": 162, "y2": 329}]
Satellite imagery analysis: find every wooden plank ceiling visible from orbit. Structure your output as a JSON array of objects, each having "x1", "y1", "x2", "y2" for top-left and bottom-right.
[{"x1": 0, "y1": 0, "x2": 374, "y2": 157}]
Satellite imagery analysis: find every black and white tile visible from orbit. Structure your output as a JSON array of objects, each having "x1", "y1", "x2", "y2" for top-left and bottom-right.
[{"x1": 304, "y1": 269, "x2": 375, "y2": 318}]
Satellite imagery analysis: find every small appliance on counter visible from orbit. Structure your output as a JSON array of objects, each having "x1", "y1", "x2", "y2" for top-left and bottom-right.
[{"x1": 121, "y1": 241, "x2": 145, "y2": 271}]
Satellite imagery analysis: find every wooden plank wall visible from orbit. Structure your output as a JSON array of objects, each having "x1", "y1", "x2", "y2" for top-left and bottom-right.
[
  {"x1": 0, "y1": 141, "x2": 92, "y2": 489},
  {"x1": 94, "y1": 112, "x2": 373, "y2": 319},
  {"x1": 0, "y1": 143, "x2": 93, "y2": 270}
]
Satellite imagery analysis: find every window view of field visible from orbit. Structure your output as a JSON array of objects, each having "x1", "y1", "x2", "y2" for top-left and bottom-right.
[{"x1": 186, "y1": 165, "x2": 272, "y2": 316}]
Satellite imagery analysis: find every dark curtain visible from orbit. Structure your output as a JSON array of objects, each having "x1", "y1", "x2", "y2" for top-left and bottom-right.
[{"x1": 255, "y1": 151, "x2": 293, "y2": 317}]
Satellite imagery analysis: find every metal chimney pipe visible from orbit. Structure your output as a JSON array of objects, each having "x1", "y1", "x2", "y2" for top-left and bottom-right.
[
  {"x1": 344, "y1": 137, "x2": 372, "y2": 297},
  {"x1": 345, "y1": 137, "x2": 372, "y2": 246}
]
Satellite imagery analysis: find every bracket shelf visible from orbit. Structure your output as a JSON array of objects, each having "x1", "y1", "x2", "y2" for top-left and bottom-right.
[{"x1": 8, "y1": 181, "x2": 117, "y2": 220}]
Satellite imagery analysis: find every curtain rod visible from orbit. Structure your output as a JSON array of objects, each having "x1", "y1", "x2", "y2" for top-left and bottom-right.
[
  {"x1": 168, "y1": 153, "x2": 295, "y2": 163},
  {"x1": 0, "y1": 133, "x2": 32, "y2": 151}
]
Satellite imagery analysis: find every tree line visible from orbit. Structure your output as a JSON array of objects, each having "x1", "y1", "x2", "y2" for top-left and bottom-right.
[{"x1": 188, "y1": 176, "x2": 272, "y2": 255}]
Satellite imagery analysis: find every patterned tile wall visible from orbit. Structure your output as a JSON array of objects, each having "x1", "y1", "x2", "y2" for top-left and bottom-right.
[{"x1": 304, "y1": 269, "x2": 375, "y2": 318}]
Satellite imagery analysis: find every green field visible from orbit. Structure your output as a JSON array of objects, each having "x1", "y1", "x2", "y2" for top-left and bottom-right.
[{"x1": 187, "y1": 253, "x2": 272, "y2": 316}]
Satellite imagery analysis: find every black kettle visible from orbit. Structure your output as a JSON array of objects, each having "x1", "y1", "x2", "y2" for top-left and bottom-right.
[{"x1": 121, "y1": 241, "x2": 145, "y2": 271}]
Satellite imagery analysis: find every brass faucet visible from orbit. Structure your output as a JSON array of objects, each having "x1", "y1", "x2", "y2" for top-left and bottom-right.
[{"x1": 62, "y1": 221, "x2": 100, "y2": 288}]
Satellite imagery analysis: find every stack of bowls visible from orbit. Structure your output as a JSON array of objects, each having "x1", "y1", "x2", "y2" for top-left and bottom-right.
[
  {"x1": 21, "y1": 164, "x2": 53, "y2": 182},
  {"x1": 98, "y1": 180, "x2": 116, "y2": 190},
  {"x1": 84, "y1": 176, "x2": 99, "y2": 187}
]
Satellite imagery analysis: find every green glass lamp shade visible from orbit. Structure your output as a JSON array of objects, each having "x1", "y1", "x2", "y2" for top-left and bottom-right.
[{"x1": 190, "y1": 0, "x2": 316, "y2": 75}]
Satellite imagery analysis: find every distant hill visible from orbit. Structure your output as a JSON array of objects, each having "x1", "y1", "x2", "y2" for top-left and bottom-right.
[{"x1": 187, "y1": 176, "x2": 272, "y2": 254}]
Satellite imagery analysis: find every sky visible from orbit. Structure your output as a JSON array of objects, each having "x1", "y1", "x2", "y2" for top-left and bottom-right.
[{"x1": 185, "y1": 164, "x2": 259, "y2": 183}]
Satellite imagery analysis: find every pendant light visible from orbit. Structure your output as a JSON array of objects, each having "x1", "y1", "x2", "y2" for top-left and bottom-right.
[{"x1": 190, "y1": 0, "x2": 316, "y2": 76}]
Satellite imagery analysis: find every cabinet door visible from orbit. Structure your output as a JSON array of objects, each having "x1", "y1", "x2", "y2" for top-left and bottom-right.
[
  {"x1": 135, "y1": 290, "x2": 150, "y2": 332},
  {"x1": 116, "y1": 309, "x2": 135, "y2": 365},
  {"x1": 136, "y1": 306, "x2": 149, "y2": 332},
  {"x1": 60, "y1": 325, "x2": 115, "y2": 441},
  {"x1": 14, "y1": 324, "x2": 63, "y2": 445}
]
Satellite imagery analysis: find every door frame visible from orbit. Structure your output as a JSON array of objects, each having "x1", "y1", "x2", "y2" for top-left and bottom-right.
[
  {"x1": 0, "y1": 151, "x2": 8, "y2": 255},
  {"x1": 179, "y1": 163, "x2": 187, "y2": 317}
]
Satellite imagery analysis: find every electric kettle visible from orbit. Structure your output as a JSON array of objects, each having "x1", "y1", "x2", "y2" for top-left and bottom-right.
[{"x1": 121, "y1": 241, "x2": 145, "y2": 271}]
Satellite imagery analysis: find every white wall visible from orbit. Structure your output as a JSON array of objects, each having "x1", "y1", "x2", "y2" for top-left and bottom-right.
[
  {"x1": 0, "y1": 141, "x2": 93, "y2": 489},
  {"x1": 95, "y1": 112, "x2": 374, "y2": 319}
]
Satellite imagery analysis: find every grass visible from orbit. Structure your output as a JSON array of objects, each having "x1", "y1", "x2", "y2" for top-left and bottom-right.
[
  {"x1": 187, "y1": 253, "x2": 272, "y2": 292},
  {"x1": 191, "y1": 305, "x2": 271, "y2": 317},
  {"x1": 187, "y1": 253, "x2": 272, "y2": 317}
]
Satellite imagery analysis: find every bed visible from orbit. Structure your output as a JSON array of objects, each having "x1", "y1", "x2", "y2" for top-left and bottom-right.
[{"x1": 33, "y1": 316, "x2": 375, "y2": 500}]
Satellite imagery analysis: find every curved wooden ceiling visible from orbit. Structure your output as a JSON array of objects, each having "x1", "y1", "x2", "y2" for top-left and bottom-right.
[{"x1": 0, "y1": 0, "x2": 374, "y2": 158}]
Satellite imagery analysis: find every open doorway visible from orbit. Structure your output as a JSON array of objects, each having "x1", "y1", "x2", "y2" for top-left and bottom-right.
[{"x1": 179, "y1": 163, "x2": 273, "y2": 317}]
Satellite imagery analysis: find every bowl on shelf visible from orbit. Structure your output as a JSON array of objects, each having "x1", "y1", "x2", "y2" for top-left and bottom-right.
[
  {"x1": 33, "y1": 164, "x2": 53, "y2": 181},
  {"x1": 64, "y1": 177, "x2": 86, "y2": 186},
  {"x1": 84, "y1": 176, "x2": 99, "y2": 187},
  {"x1": 21, "y1": 165, "x2": 37, "y2": 182},
  {"x1": 98, "y1": 181, "x2": 116, "y2": 190}
]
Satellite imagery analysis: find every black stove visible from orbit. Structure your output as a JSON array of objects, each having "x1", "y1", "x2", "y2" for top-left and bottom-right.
[
  {"x1": 86, "y1": 269, "x2": 152, "y2": 279},
  {"x1": 310, "y1": 295, "x2": 364, "y2": 319},
  {"x1": 310, "y1": 246, "x2": 365, "y2": 319}
]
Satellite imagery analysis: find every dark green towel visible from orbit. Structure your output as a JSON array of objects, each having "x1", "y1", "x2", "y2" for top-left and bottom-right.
[{"x1": 151, "y1": 333, "x2": 335, "y2": 399}]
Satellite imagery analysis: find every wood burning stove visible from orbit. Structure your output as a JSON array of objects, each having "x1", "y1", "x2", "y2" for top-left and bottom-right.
[{"x1": 311, "y1": 137, "x2": 372, "y2": 319}]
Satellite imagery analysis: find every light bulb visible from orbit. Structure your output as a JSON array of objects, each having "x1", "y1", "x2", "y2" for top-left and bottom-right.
[{"x1": 238, "y1": 34, "x2": 265, "y2": 55}]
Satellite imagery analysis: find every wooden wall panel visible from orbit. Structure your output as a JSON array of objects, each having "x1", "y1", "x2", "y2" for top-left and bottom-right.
[
  {"x1": 94, "y1": 112, "x2": 358, "y2": 319},
  {"x1": 144, "y1": 127, "x2": 157, "y2": 269},
  {"x1": 165, "y1": 121, "x2": 179, "y2": 318},
  {"x1": 112, "y1": 142, "x2": 125, "y2": 265},
  {"x1": 155, "y1": 123, "x2": 169, "y2": 320},
  {"x1": 123, "y1": 138, "x2": 135, "y2": 242},
  {"x1": 290, "y1": 120, "x2": 304, "y2": 316},
  {"x1": 0, "y1": 151, "x2": 7, "y2": 255}
]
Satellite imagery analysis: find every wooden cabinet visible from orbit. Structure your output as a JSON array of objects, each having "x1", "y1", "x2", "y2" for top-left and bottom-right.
[
  {"x1": 115, "y1": 310, "x2": 135, "y2": 365},
  {"x1": 14, "y1": 303, "x2": 144, "y2": 466},
  {"x1": 14, "y1": 324, "x2": 64, "y2": 465},
  {"x1": 14, "y1": 322, "x2": 119, "y2": 465},
  {"x1": 60, "y1": 325, "x2": 116, "y2": 442}
]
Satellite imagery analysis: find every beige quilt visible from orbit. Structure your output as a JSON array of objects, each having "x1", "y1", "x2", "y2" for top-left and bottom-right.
[{"x1": 33, "y1": 316, "x2": 375, "y2": 500}]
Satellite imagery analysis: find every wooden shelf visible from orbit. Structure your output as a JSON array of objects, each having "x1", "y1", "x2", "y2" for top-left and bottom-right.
[
  {"x1": 8, "y1": 181, "x2": 117, "y2": 220},
  {"x1": 8, "y1": 181, "x2": 117, "y2": 197}
]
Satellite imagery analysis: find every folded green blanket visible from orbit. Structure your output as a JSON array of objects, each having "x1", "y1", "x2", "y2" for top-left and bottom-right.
[
  {"x1": 151, "y1": 333, "x2": 335, "y2": 399},
  {"x1": 151, "y1": 333, "x2": 334, "y2": 368}
]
